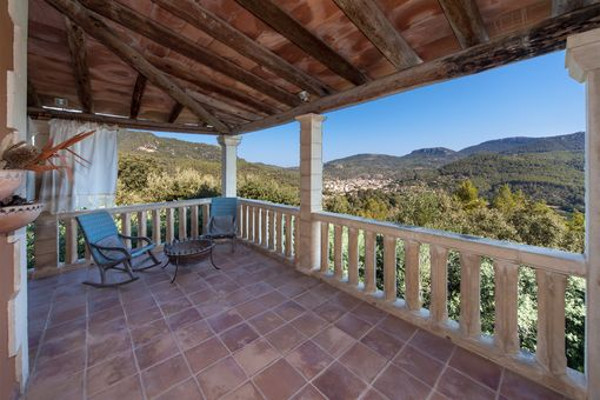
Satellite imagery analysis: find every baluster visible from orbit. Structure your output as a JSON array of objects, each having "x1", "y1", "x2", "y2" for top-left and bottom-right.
[
  {"x1": 405, "y1": 240, "x2": 421, "y2": 311},
  {"x1": 333, "y1": 225, "x2": 343, "y2": 279},
  {"x1": 284, "y1": 213, "x2": 292, "y2": 258},
  {"x1": 238, "y1": 202, "x2": 243, "y2": 238},
  {"x1": 261, "y1": 208, "x2": 267, "y2": 247},
  {"x1": 320, "y1": 221, "x2": 329, "y2": 273},
  {"x1": 152, "y1": 209, "x2": 161, "y2": 244},
  {"x1": 494, "y1": 260, "x2": 520, "y2": 354},
  {"x1": 179, "y1": 207, "x2": 187, "y2": 240},
  {"x1": 347, "y1": 227, "x2": 359, "y2": 286},
  {"x1": 383, "y1": 235, "x2": 397, "y2": 301},
  {"x1": 201, "y1": 204, "x2": 210, "y2": 235},
  {"x1": 138, "y1": 211, "x2": 147, "y2": 247},
  {"x1": 249, "y1": 206, "x2": 255, "y2": 243},
  {"x1": 430, "y1": 245, "x2": 449, "y2": 324},
  {"x1": 536, "y1": 270, "x2": 567, "y2": 376},
  {"x1": 268, "y1": 210, "x2": 276, "y2": 251},
  {"x1": 459, "y1": 252, "x2": 481, "y2": 337},
  {"x1": 293, "y1": 215, "x2": 299, "y2": 263},
  {"x1": 121, "y1": 213, "x2": 132, "y2": 247},
  {"x1": 244, "y1": 204, "x2": 250, "y2": 240},
  {"x1": 276, "y1": 212, "x2": 283, "y2": 255},
  {"x1": 364, "y1": 230, "x2": 376, "y2": 294},
  {"x1": 65, "y1": 218, "x2": 78, "y2": 265},
  {"x1": 166, "y1": 208, "x2": 175, "y2": 243},
  {"x1": 191, "y1": 206, "x2": 199, "y2": 238}
]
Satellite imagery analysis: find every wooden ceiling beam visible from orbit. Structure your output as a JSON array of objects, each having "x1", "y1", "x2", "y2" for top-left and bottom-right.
[
  {"x1": 151, "y1": 0, "x2": 332, "y2": 97},
  {"x1": 332, "y1": 0, "x2": 421, "y2": 69},
  {"x1": 553, "y1": 0, "x2": 599, "y2": 16},
  {"x1": 28, "y1": 107, "x2": 217, "y2": 134},
  {"x1": 234, "y1": 0, "x2": 368, "y2": 86},
  {"x1": 167, "y1": 103, "x2": 183, "y2": 124},
  {"x1": 78, "y1": 0, "x2": 301, "y2": 108},
  {"x1": 233, "y1": 4, "x2": 600, "y2": 134},
  {"x1": 64, "y1": 17, "x2": 94, "y2": 113},
  {"x1": 129, "y1": 74, "x2": 147, "y2": 119},
  {"x1": 438, "y1": 0, "x2": 489, "y2": 49},
  {"x1": 27, "y1": 79, "x2": 42, "y2": 108},
  {"x1": 45, "y1": 0, "x2": 231, "y2": 133},
  {"x1": 146, "y1": 54, "x2": 282, "y2": 116}
]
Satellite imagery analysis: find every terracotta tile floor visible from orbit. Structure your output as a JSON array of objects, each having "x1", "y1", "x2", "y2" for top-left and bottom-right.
[{"x1": 26, "y1": 245, "x2": 569, "y2": 400}]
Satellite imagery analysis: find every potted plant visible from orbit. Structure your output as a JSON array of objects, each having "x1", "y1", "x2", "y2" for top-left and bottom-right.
[{"x1": 0, "y1": 130, "x2": 95, "y2": 234}]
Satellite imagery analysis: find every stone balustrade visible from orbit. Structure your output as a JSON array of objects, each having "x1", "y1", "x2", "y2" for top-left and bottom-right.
[{"x1": 30, "y1": 197, "x2": 588, "y2": 398}]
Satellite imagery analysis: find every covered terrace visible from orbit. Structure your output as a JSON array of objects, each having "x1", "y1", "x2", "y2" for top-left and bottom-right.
[{"x1": 1, "y1": 0, "x2": 600, "y2": 399}]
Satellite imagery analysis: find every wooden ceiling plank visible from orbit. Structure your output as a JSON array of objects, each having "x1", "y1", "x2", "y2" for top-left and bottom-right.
[
  {"x1": 146, "y1": 54, "x2": 281, "y2": 116},
  {"x1": 28, "y1": 107, "x2": 216, "y2": 134},
  {"x1": 45, "y1": 0, "x2": 231, "y2": 133},
  {"x1": 151, "y1": 0, "x2": 333, "y2": 97},
  {"x1": 78, "y1": 0, "x2": 301, "y2": 108},
  {"x1": 27, "y1": 79, "x2": 42, "y2": 108},
  {"x1": 332, "y1": 0, "x2": 421, "y2": 69},
  {"x1": 167, "y1": 103, "x2": 183, "y2": 123},
  {"x1": 233, "y1": 4, "x2": 600, "y2": 134},
  {"x1": 438, "y1": 0, "x2": 489, "y2": 49},
  {"x1": 234, "y1": 0, "x2": 368, "y2": 86},
  {"x1": 64, "y1": 17, "x2": 94, "y2": 113},
  {"x1": 187, "y1": 90, "x2": 263, "y2": 121},
  {"x1": 553, "y1": 0, "x2": 599, "y2": 16},
  {"x1": 129, "y1": 74, "x2": 147, "y2": 119}
]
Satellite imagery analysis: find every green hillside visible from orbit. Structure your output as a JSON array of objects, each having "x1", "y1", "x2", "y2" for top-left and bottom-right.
[{"x1": 117, "y1": 130, "x2": 584, "y2": 211}]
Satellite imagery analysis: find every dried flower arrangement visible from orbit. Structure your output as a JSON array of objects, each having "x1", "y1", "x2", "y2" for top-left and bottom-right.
[
  {"x1": 1, "y1": 130, "x2": 96, "y2": 173},
  {"x1": 0, "y1": 130, "x2": 96, "y2": 210}
]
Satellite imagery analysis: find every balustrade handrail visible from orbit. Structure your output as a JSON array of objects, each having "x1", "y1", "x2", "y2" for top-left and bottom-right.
[
  {"x1": 238, "y1": 198, "x2": 300, "y2": 215},
  {"x1": 55, "y1": 198, "x2": 213, "y2": 220},
  {"x1": 314, "y1": 210, "x2": 586, "y2": 277}
]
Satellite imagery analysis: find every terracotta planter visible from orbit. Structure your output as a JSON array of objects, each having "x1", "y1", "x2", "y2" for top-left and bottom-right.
[
  {"x1": 0, "y1": 169, "x2": 26, "y2": 200},
  {"x1": 0, "y1": 203, "x2": 44, "y2": 234}
]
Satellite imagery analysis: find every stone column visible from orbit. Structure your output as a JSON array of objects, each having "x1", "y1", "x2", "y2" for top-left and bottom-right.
[
  {"x1": 217, "y1": 135, "x2": 242, "y2": 197},
  {"x1": 296, "y1": 113, "x2": 325, "y2": 271},
  {"x1": 566, "y1": 28, "x2": 600, "y2": 400},
  {"x1": 0, "y1": 1, "x2": 29, "y2": 399}
]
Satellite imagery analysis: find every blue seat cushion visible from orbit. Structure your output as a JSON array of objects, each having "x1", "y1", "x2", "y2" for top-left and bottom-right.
[{"x1": 130, "y1": 243, "x2": 156, "y2": 259}]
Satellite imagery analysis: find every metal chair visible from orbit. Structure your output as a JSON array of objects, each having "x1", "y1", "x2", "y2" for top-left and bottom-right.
[
  {"x1": 76, "y1": 211, "x2": 161, "y2": 287},
  {"x1": 204, "y1": 197, "x2": 238, "y2": 252}
]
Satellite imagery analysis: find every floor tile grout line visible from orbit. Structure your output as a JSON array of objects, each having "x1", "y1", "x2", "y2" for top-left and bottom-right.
[
  {"x1": 121, "y1": 278, "x2": 151, "y2": 400},
  {"x1": 83, "y1": 285, "x2": 89, "y2": 399},
  {"x1": 495, "y1": 367, "x2": 506, "y2": 400},
  {"x1": 426, "y1": 345, "x2": 458, "y2": 400}
]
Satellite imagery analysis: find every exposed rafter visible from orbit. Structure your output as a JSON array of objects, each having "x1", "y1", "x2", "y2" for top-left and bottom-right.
[
  {"x1": 28, "y1": 107, "x2": 216, "y2": 134},
  {"x1": 151, "y1": 0, "x2": 332, "y2": 97},
  {"x1": 45, "y1": 0, "x2": 230, "y2": 133},
  {"x1": 332, "y1": 0, "x2": 421, "y2": 69},
  {"x1": 64, "y1": 17, "x2": 93, "y2": 112},
  {"x1": 27, "y1": 79, "x2": 42, "y2": 108},
  {"x1": 438, "y1": 0, "x2": 489, "y2": 49},
  {"x1": 129, "y1": 74, "x2": 147, "y2": 119},
  {"x1": 167, "y1": 103, "x2": 183, "y2": 124},
  {"x1": 146, "y1": 54, "x2": 282, "y2": 116},
  {"x1": 233, "y1": 4, "x2": 600, "y2": 134},
  {"x1": 553, "y1": 0, "x2": 599, "y2": 16},
  {"x1": 78, "y1": 0, "x2": 301, "y2": 108},
  {"x1": 234, "y1": 0, "x2": 368, "y2": 86}
]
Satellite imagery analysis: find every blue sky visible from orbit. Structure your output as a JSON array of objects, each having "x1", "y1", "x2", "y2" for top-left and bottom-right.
[{"x1": 156, "y1": 51, "x2": 585, "y2": 167}]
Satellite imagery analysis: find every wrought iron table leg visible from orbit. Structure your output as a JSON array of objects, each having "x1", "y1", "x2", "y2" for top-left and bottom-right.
[
  {"x1": 171, "y1": 258, "x2": 180, "y2": 284},
  {"x1": 209, "y1": 250, "x2": 220, "y2": 270}
]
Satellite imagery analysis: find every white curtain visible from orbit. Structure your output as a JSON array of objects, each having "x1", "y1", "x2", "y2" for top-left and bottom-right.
[{"x1": 40, "y1": 119, "x2": 118, "y2": 213}]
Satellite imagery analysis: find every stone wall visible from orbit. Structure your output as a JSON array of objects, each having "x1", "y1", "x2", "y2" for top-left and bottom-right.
[{"x1": 1, "y1": 1, "x2": 30, "y2": 399}]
